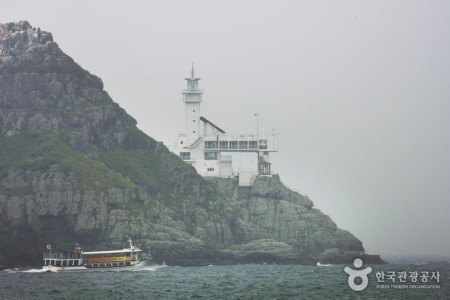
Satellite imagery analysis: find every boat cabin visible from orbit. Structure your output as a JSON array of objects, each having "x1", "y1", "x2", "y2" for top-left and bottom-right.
[{"x1": 43, "y1": 243, "x2": 82, "y2": 267}]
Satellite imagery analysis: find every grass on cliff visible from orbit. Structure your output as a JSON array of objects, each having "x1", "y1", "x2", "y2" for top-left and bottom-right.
[
  {"x1": 97, "y1": 146, "x2": 159, "y2": 189},
  {"x1": 0, "y1": 132, "x2": 136, "y2": 191},
  {"x1": 92, "y1": 125, "x2": 196, "y2": 203}
]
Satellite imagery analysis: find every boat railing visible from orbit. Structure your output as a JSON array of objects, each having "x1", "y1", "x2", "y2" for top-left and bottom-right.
[{"x1": 43, "y1": 252, "x2": 81, "y2": 259}]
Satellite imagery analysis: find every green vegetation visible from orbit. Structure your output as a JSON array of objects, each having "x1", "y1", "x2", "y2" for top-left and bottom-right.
[
  {"x1": 95, "y1": 125, "x2": 194, "y2": 199},
  {"x1": 97, "y1": 146, "x2": 160, "y2": 189},
  {"x1": 0, "y1": 131, "x2": 137, "y2": 191}
]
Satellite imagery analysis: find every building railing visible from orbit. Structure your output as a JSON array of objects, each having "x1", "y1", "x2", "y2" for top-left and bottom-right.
[
  {"x1": 205, "y1": 141, "x2": 259, "y2": 151},
  {"x1": 202, "y1": 136, "x2": 278, "y2": 152}
]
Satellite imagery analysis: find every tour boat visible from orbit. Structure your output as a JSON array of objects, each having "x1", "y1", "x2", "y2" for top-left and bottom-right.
[{"x1": 42, "y1": 239, "x2": 147, "y2": 271}]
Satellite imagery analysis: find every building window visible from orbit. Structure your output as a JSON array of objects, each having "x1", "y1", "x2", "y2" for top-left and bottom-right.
[
  {"x1": 180, "y1": 141, "x2": 183, "y2": 145},
  {"x1": 205, "y1": 141, "x2": 218, "y2": 149},
  {"x1": 180, "y1": 152, "x2": 191, "y2": 160},
  {"x1": 249, "y1": 141, "x2": 258, "y2": 149},
  {"x1": 193, "y1": 120, "x2": 195, "y2": 122},
  {"x1": 219, "y1": 141, "x2": 228, "y2": 150},
  {"x1": 229, "y1": 141, "x2": 238, "y2": 149},
  {"x1": 259, "y1": 139, "x2": 267, "y2": 149},
  {"x1": 204, "y1": 152, "x2": 217, "y2": 160},
  {"x1": 207, "y1": 168, "x2": 215, "y2": 172},
  {"x1": 239, "y1": 141, "x2": 248, "y2": 149}
]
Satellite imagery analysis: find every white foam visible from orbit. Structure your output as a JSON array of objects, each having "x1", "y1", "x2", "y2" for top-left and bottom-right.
[
  {"x1": 133, "y1": 265, "x2": 162, "y2": 272},
  {"x1": 316, "y1": 262, "x2": 332, "y2": 267},
  {"x1": 23, "y1": 268, "x2": 49, "y2": 273}
]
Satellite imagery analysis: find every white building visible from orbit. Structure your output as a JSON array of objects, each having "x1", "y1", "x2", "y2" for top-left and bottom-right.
[{"x1": 173, "y1": 67, "x2": 279, "y2": 186}]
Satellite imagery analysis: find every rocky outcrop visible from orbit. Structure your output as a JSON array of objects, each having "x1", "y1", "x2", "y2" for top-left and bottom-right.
[{"x1": 0, "y1": 21, "x2": 377, "y2": 267}]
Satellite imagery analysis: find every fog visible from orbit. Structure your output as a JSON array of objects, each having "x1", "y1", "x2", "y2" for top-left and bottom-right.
[{"x1": 1, "y1": 0, "x2": 449, "y2": 257}]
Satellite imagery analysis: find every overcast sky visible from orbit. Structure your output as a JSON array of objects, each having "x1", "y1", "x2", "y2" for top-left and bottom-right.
[{"x1": 1, "y1": 0, "x2": 449, "y2": 257}]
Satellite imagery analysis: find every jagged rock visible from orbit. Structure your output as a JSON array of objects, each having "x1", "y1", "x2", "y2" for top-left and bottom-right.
[
  {"x1": 0, "y1": 21, "x2": 373, "y2": 267},
  {"x1": 251, "y1": 175, "x2": 313, "y2": 208}
]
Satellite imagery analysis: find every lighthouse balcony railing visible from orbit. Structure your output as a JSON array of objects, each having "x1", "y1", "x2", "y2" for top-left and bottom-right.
[{"x1": 182, "y1": 89, "x2": 204, "y2": 93}]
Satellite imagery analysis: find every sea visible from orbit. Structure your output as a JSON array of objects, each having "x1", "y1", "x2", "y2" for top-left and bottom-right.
[{"x1": 0, "y1": 257, "x2": 448, "y2": 299}]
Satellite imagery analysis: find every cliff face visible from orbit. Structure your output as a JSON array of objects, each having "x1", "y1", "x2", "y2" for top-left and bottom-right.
[{"x1": 0, "y1": 21, "x2": 366, "y2": 267}]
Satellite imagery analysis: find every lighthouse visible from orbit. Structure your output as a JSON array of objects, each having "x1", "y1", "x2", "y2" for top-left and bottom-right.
[
  {"x1": 183, "y1": 65, "x2": 203, "y2": 145},
  {"x1": 173, "y1": 66, "x2": 279, "y2": 186}
]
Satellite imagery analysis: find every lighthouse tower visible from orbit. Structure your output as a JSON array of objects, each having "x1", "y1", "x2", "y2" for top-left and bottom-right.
[{"x1": 182, "y1": 65, "x2": 203, "y2": 145}]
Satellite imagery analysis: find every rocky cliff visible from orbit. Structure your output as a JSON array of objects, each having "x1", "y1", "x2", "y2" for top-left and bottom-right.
[{"x1": 0, "y1": 21, "x2": 376, "y2": 267}]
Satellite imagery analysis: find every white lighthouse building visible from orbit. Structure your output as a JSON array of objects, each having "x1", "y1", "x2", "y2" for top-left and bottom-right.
[{"x1": 173, "y1": 66, "x2": 279, "y2": 186}]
